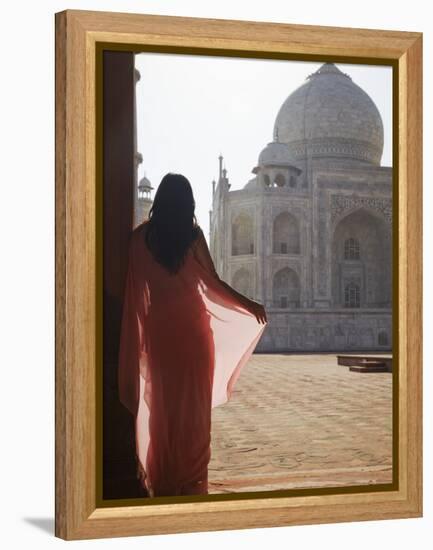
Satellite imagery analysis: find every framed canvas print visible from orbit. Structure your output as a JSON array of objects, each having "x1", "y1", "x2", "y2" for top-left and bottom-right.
[{"x1": 55, "y1": 9, "x2": 423, "y2": 540}]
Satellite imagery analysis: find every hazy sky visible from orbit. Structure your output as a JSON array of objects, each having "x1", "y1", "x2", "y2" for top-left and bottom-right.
[{"x1": 135, "y1": 54, "x2": 392, "y2": 237}]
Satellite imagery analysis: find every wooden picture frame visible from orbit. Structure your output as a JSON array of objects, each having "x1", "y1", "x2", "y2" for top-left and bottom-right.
[{"x1": 55, "y1": 9, "x2": 423, "y2": 540}]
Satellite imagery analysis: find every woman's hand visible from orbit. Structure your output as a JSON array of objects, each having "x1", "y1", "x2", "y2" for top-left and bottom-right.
[{"x1": 243, "y1": 298, "x2": 268, "y2": 325}]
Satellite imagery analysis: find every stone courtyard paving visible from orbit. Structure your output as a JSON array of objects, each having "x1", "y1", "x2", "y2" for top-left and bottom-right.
[{"x1": 208, "y1": 353, "x2": 393, "y2": 494}]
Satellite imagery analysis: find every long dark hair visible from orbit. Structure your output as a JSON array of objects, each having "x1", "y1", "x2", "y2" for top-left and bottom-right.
[{"x1": 144, "y1": 173, "x2": 200, "y2": 275}]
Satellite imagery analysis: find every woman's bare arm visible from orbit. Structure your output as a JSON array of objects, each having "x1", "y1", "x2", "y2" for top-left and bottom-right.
[{"x1": 192, "y1": 228, "x2": 267, "y2": 324}]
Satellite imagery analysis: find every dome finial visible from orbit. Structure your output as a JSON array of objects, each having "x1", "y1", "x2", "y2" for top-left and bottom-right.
[{"x1": 307, "y1": 62, "x2": 352, "y2": 80}]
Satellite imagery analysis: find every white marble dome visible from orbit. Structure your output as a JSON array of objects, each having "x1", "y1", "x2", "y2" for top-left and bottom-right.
[
  {"x1": 258, "y1": 141, "x2": 290, "y2": 166},
  {"x1": 273, "y1": 63, "x2": 384, "y2": 165},
  {"x1": 138, "y1": 175, "x2": 153, "y2": 189}
]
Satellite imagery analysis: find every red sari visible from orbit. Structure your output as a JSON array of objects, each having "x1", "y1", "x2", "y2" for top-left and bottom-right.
[{"x1": 118, "y1": 222, "x2": 267, "y2": 497}]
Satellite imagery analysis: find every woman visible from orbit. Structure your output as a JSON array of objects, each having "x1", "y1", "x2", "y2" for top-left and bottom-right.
[{"x1": 118, "y1": 173, "x2": 267, "y2": 498}]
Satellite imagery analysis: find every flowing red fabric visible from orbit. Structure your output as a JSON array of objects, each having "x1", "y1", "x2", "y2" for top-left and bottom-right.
[{"x1": 118, "y1": 222, "x2": 267, "y2": 497}]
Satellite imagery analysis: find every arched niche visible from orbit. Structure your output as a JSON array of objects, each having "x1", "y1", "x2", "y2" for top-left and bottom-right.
[
  {"x1": 272, "y1": 267, "x2": 300, "y2": 308},
  {"x1": 232, "y1": 267, "x2": 253, "y2": 299},
  {"x1": 273, "y1": 211, "x2": 300, "y2": 254},
  {"x1": 232, "y1": 212, "x2": 254, "y2": 255},
  {"x1": 273, "y1": 173, "x2": 286, "y2": 187},
  {"x1": 331, "y1": 207, "x2": 391, "y2": 308}
]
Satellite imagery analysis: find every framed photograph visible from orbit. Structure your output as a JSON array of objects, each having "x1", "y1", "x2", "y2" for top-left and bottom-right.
[{"x1": 55, "y1": 9, "x2": 423, "y2": 540}]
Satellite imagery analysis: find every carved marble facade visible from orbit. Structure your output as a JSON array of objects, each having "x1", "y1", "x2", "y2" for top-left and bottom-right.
[{"x1": 209, "y1": 63, "x2": 393, "y2": 352}]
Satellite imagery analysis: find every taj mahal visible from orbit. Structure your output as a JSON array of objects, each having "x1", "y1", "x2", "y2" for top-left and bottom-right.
[
  {"x1": 208, "y1": 61, "x2": 393, "y2": 353},
  {"x1": 136, "y1": 62, "x2": 393, "y2": 353}
]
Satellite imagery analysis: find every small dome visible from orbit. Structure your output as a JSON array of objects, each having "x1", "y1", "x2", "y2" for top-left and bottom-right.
[
  {"x1": 258, "y1": 141, "x2": 289, "y2": 166},
  {"x1": 273, "y1": 62, "x2": 384, "y2": 165},
  {"x1": 243, "y1": 176, "x2": 259, "y2": 190},
  {"x1": 138, "y1": 175, "x2": 153, "y2": 190}
]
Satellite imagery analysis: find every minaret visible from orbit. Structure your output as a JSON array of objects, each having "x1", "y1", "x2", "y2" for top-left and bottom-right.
[
  {"x1": 218, "y1": 154, "x2": 223, "y2": 182},
  {"x1": 133, "y1": 65, "x2": 144, "y2": 227},
  {"x1": 222, "y1": 165, "x2": 230, "y2": 190},
  {"x1": 217, "y1": 155, "x2": 230, "y2": 190},
  {"x1": 135, "y1": 172, "x2": 154, "y2": 226}
]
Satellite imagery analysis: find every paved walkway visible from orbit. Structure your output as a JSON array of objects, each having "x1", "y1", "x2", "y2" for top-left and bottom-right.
[{"x1": 208, "y1": 353, "x2": 393, "y2": 494}]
